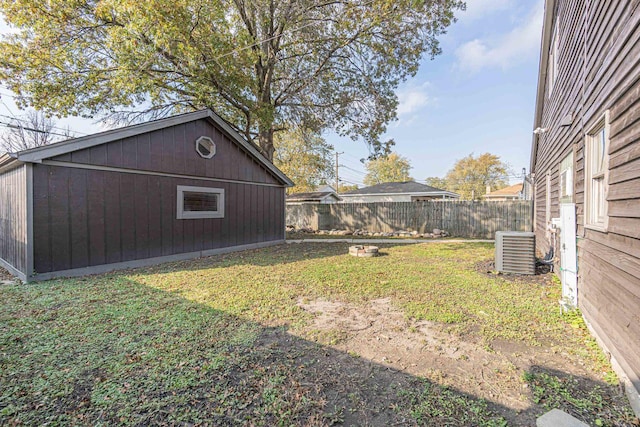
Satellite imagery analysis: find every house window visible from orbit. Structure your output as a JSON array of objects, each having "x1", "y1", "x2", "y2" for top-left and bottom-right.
[
  {"x1": 585, "y1": 112, "x2": 609, "y2": 229},
  {"x1": 548, "y1": 20, "x2": 559, "y2": 97},
  {"x1": 559, "y1": 151, "x2": 573, "y2": 203},
  {"x1": 177, "y1": 185, "x2": 225, "y2": 219},
  {"x1": 195, "y1": 136, "x2": 216, "y2": 159}
]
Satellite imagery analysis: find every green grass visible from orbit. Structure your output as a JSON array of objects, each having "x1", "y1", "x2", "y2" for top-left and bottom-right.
[
  {"x1": 398, "y1": 381, "x2": 508, "y2": 426},
  {"x1": 132, "y1": 242, "x2": 566, "y2": 344},
  {"x1": 0, "y1": 242, "x2": 631, "y2": 425}
]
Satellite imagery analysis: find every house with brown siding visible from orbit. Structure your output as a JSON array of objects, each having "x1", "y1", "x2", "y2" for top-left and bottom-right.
[
  {"x1": 530, "y1": 0, "x2": 640, "y2": 412},
  {"x1": 0, "y1": 109, "x2": 293, "y2": 282}
]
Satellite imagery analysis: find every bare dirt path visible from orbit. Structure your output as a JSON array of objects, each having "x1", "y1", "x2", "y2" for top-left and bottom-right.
[{"x1": 296, "y1": 296, "x2": 611, "y2": 424}]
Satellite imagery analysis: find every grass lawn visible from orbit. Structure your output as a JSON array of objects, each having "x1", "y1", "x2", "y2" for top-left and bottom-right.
[{"x1": 0, "y1": 242, "x2": 636, "y2": 426}]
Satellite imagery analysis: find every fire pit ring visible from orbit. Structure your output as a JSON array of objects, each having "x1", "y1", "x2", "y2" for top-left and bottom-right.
[{"x1": 348, "y1": 245, "x2": 379, "y2": 257}]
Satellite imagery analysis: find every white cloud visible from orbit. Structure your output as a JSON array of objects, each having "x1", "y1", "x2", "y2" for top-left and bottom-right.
[
  {"x1": 454, "y1": 2, "x2": 544, "y2": 73},
  {"x1": 396, "y1": 82, "x2": 431, "y2": 118},
  {"x1": 461, "y1": 0, "x2": 513, "y2": 21}
]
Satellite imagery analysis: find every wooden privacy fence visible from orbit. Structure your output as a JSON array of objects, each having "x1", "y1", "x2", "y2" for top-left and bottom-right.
[{"x1": 286, "y1": 201, "x2": 533, "y2": 239}]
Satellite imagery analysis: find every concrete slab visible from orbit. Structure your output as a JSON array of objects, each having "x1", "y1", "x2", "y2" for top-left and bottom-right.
[{"x1": 536, "y1": 409, "x2": 589, "y2": 427}]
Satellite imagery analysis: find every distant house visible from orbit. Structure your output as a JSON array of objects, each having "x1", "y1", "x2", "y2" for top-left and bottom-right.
[
  {"x1": 483, "y1": 183, "x2": 523, "y2": 201},
  {"x1": 0, "y1": 109, "x2": 293, "y2": 282},
  {"x1": 530, "y1": 0, "x2": 640, "y2": 411},
  {"x1": 339, "y1": 181, "x2": 459, "y2": 203},
  {"x1": 286, "y1": 186, "x2": 341, "y2": 205}
]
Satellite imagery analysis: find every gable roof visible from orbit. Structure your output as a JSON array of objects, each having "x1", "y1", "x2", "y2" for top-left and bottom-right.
[
  {"x1": 484, "y1": 183, "x2": 523, "y2": 198},
  {"x1": 287, "y1": 191, "x2": 341, "y2": 202},
  {"x1": 0, "y1": 109, "x2": 293, "y2": 186},
  {"x1": 341, "y1": 181, "x2": 459, "y2": 198}
]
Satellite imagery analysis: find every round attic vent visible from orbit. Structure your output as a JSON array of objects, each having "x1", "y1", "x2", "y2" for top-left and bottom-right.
[{"x1": 195, "y1": 136, "x2": 216, "y2": 159}]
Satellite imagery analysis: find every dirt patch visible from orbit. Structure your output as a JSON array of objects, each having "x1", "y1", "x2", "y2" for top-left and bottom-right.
[
  {"x1": 0, "y1": 266, "x2": 17, "y2": 283},
  {"x1": 296, "y1": 297, "x2": 612, "y2": 426},
  {"x1": 475, "y1": 259, "x2": 555, "y2": 285}
]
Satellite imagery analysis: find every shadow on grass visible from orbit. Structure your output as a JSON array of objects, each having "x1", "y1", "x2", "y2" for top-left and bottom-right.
[
  {"x1": 1, "y1": 273, "x2": 635, "y2": 426},
  {"x1": 523, "y1": 366, "x2": 637, "y2": 426}
]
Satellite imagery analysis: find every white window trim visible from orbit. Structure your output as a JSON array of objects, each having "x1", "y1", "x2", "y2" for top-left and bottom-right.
[
  {"x1": 559, "y1": 151, "x2": 574, "y2": 203},
  {"x1": 195, "y1": 136, "x2": 216, "y2": 159},
  {"x1": 177, "y1": 185, "x2": 225, "y2": 219},
  {"x1": 545, "y1": 171, "x2": 551, "y2": 237},
  {"x1": 584, "y1": 110, "x2": 610, "y2": 232}
]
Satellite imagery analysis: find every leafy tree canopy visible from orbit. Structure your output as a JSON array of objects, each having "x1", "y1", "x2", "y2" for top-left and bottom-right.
[
  {"x1": 363, "y1": 152, "x2": 412, "y2": 186},
  {"x1": 424, "y1": 176, "x2": 448, "y2": 190},
  {"x1": 273, "y1": 126, "x2": 333, "y2": 194},
  {"x1": 439, "y1": 152, "x2": 510, "y2": 200},
  {"x1": 0, "y1": 0, "x2": 463, "y2": 160},
  {"x1": 338, "y1": 183, "x2": 359, "y2": 193}
]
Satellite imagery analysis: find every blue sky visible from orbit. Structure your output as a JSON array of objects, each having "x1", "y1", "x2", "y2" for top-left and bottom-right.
[
  {"x1": 335, "y1": 0, "x2": 544, "y2": 186},
  {"x1": 0, "y1": 0, "x2": 543, "y2": 186}
]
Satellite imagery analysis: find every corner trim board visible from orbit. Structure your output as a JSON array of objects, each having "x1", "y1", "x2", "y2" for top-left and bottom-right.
[{"x1": 25, "y1": 163, "x2": 34, "y2": 279}]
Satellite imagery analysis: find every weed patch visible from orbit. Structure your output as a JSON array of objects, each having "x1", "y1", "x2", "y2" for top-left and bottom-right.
[{"x1": 524, "y1": 371, "x2": 636, "y2": 426}]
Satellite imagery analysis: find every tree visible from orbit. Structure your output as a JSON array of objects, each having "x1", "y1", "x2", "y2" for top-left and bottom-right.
[
  {"x1": 0, "y1": 109, "x2": 72, "y2": 152},
  {"x1": 338, "y1": 183, "x2": 359, "y2": 193},
  {"x1": 424, "y1": 176, "x2": 448, "y2": 190},
  {"x1": 0, "y1": 0, "x2": 463, "y2": 160},
  {"x1": 363, "y1": 152, "x2": 412, "y2": 186},
  {"x1": 273, "y1": 127, "x2": 334, "y2": 194},
  {"x1": 442, "y1": 153, "x2": 510, "y2": 200}
]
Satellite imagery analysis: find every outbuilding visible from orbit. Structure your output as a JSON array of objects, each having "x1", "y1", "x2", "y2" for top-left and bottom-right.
[{"x1": 0, "y1": 109, "x2": 293, "y2": 282}]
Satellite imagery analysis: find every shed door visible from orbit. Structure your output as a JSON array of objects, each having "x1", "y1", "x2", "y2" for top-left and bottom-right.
[{"x1": 560, "y1": 203, "x2": 578, "y2": 307}]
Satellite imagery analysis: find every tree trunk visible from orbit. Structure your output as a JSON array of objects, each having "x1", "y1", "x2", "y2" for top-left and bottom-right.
[{"x1": 258, "y1": 127, "x2": 275, "y2": 161}]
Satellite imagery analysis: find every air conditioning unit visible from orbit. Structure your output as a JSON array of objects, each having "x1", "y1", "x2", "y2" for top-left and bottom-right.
[{"x1": 495, "y1": 231, "x2": 536, "y2": 275}]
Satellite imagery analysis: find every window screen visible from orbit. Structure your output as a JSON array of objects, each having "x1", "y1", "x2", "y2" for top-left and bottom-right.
[
  {"x1": 183, "y1": 192, "x2": 218, "y2": 212},
  {"x1": 177, "y1": 185, "x2": 224, "y2": 219}
]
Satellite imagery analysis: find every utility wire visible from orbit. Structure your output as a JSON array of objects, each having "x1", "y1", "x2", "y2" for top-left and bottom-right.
[
  {"x1": 339, "y1": 178, "x2": 363, "y2": 186},
  {"x1": 0, "y1": 113, "x2": 86, "y2": 136},
  {"x1": 339, "y1": 164, "x2": 366, "y2": 175},
  {"x1": 0, "y1": 120, "x2": 72, "y2": 138}
]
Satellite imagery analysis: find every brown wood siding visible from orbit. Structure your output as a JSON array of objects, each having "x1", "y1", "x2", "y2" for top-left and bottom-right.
[
  {"x1": 32, "y1": 164, "x2": 285, "y2": 274},
  {"x1": 51, "y1": 118, "x2": 279, "y2": 185},
  {"x1": 533, "y1": 0, "x2": 640, "y2": 389},
  {"x1": 0, "y1": 165, "x2": 27, "y2": 274}
]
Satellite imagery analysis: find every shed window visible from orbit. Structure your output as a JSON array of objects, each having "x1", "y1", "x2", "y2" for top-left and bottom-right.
[
  {"x1": 177, "y1": 185, "x2": 224, "y2": 219},
  {"x1": 585, "y1": 112, "x2": 609, "y2": 230},
  {"x1": 195, "y1": 136, "x2": 216, "y2": 159}
]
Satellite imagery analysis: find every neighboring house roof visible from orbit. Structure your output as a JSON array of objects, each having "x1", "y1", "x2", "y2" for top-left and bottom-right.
[
  {"x1": 287, "y1": 191, "x2": 341, "y2": 203},
  {"x1": 484, "y1": 183, "x2": 523, "y2": 199},
  {"x1": 0, "y1": 109, "x2": 294, "y2": 186},
  {"x1": 341, "y1": 181, "x2": 459, "y2": 198},
  {"x1": 530, "y1": 0, "x2": 557, "y2": 173}
]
